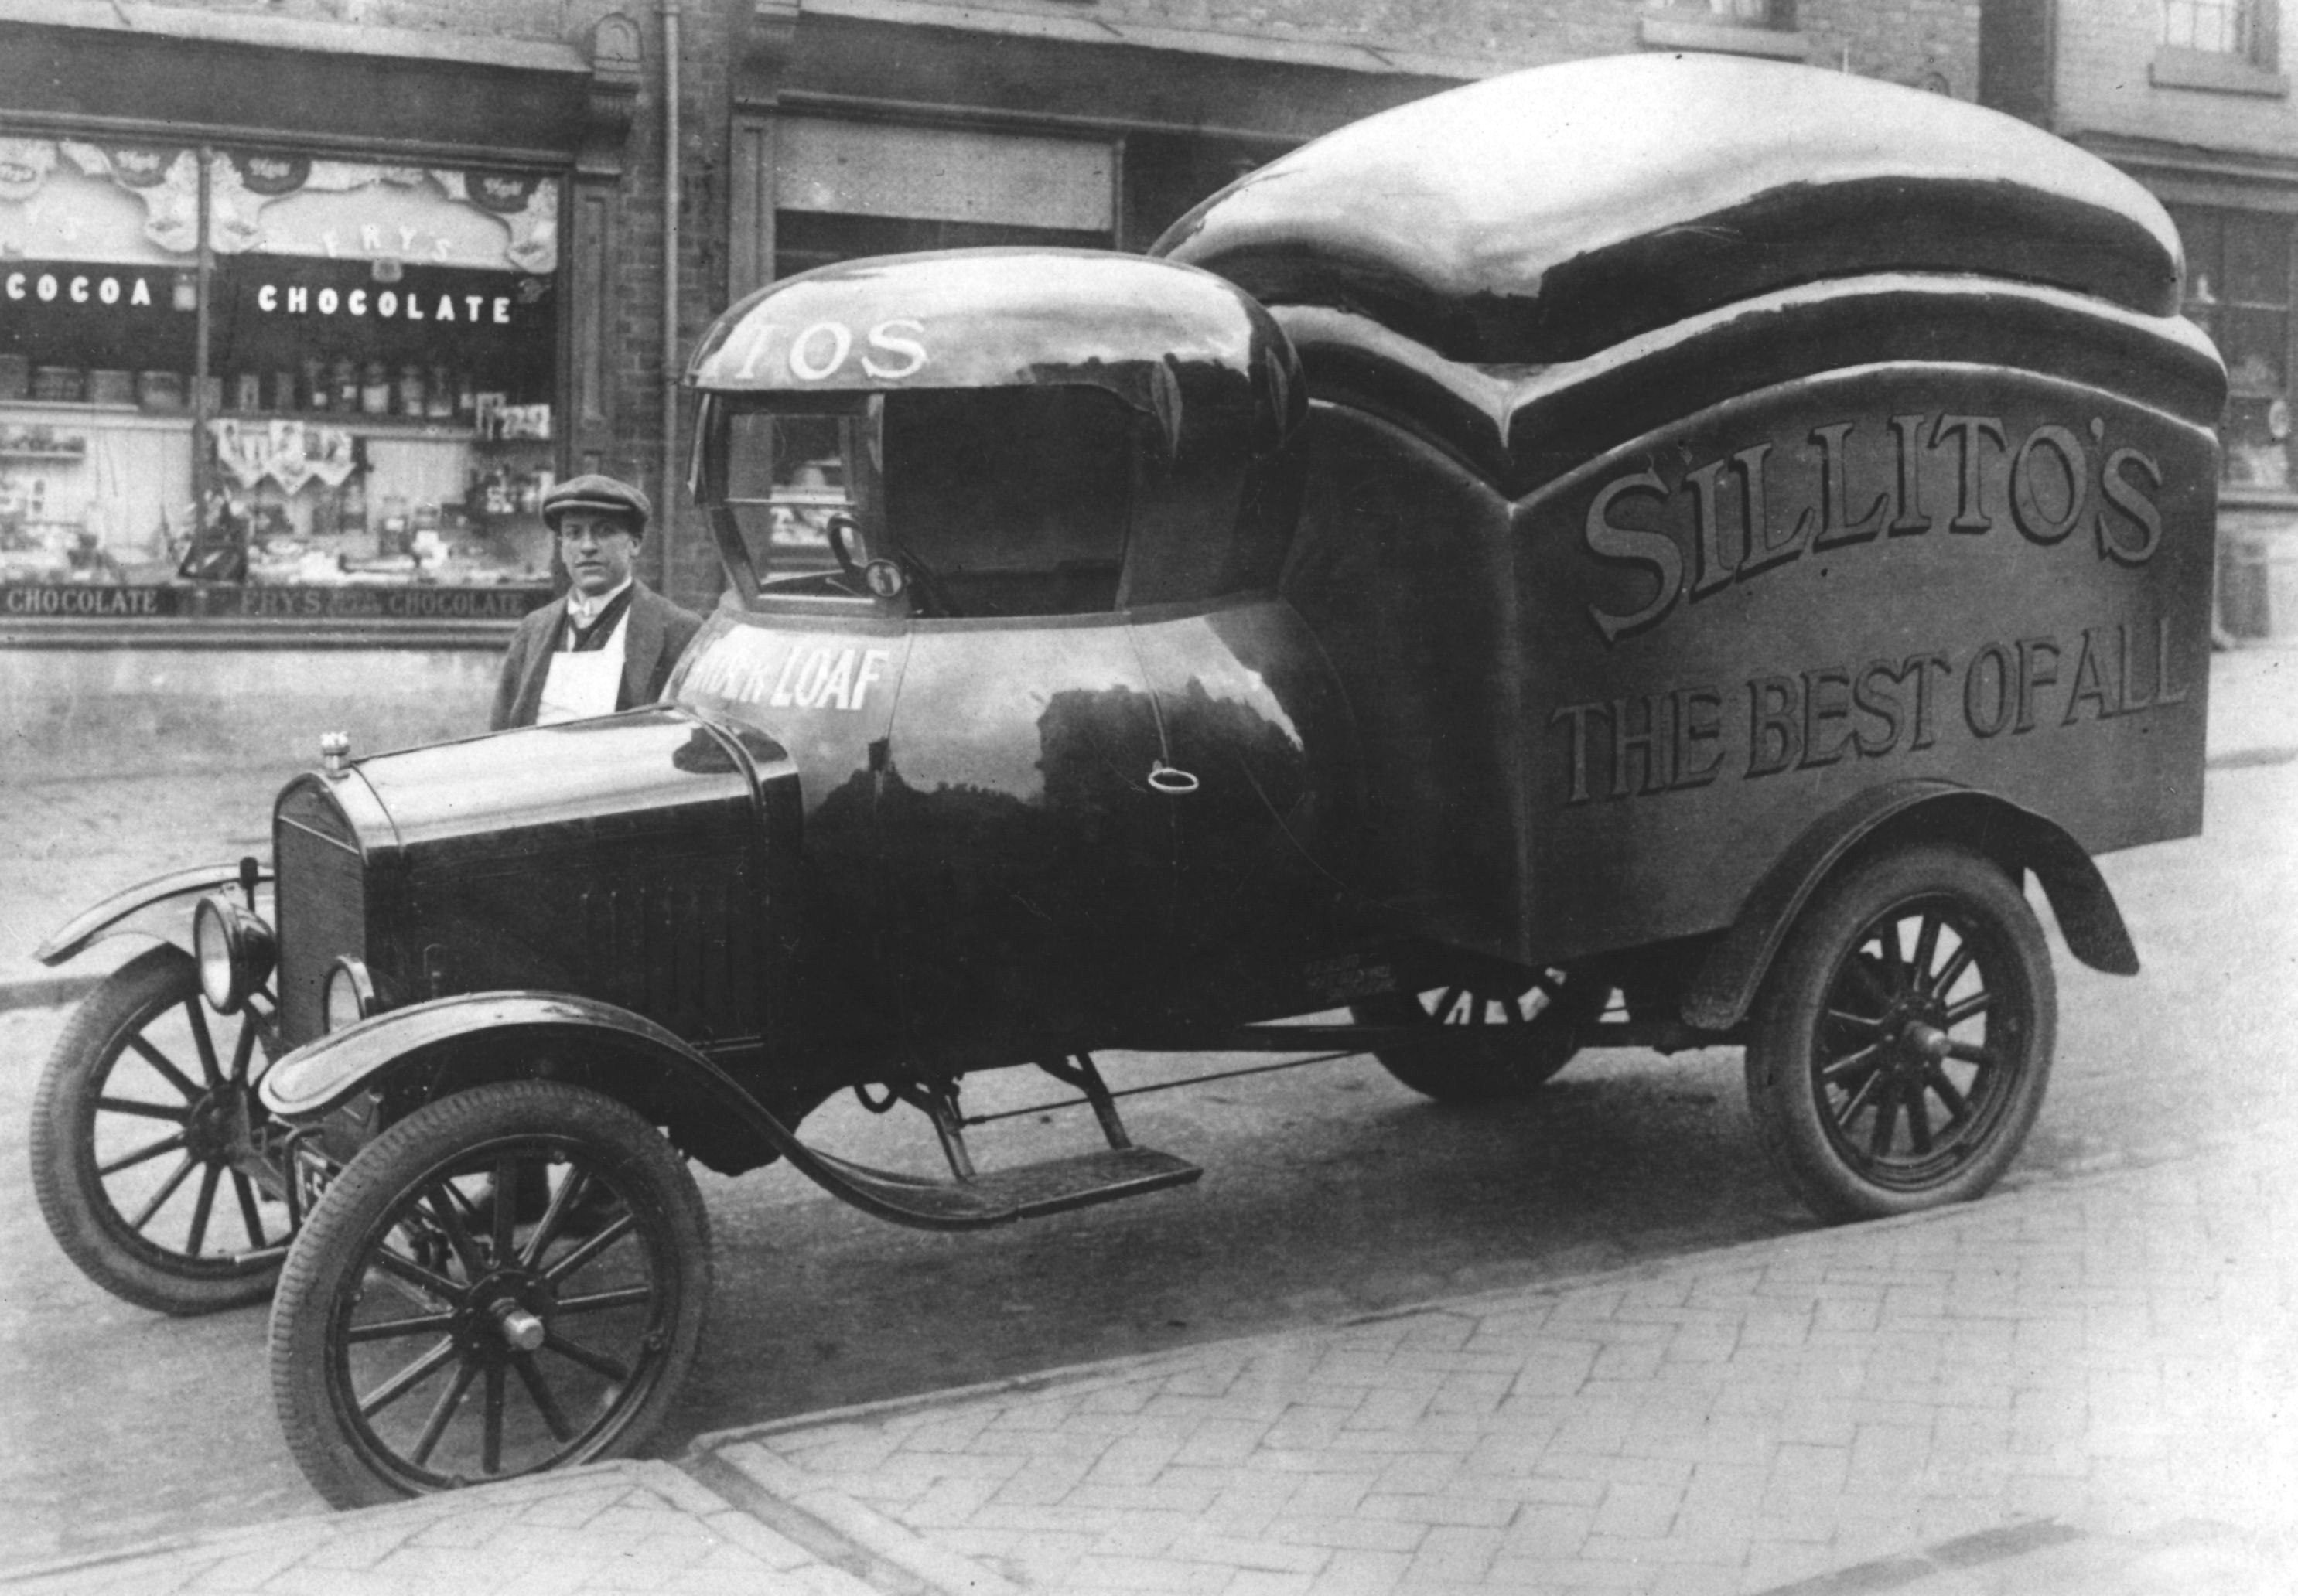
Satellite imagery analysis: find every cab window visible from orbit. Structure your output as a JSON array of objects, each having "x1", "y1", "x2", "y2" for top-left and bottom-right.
[
  {"x1": 881, "y1": 387, "x2": 1136, "y2": 617},
  {"x1": 708, "y1": 386, "x2": 1139, "y2": 617},
  {"x1": 718, "y1": 406, "x2": 878, "y2": 582}
]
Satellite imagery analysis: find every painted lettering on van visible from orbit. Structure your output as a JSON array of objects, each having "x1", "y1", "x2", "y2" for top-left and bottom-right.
[
  {"x1": 1548, "y1": 616, "x2": 2190, "y2": 806},
  {"x1": 1582, "y1": 412, "x2": 2167, "y2": 645}
]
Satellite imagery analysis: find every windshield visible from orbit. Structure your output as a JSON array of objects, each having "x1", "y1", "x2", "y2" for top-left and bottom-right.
[
  {"x1": 717, "y1": 404, "x2": 879, "y2": 579},
  {"x1": 705, "y1": 387, "x2": 1139, "y2": 618}
]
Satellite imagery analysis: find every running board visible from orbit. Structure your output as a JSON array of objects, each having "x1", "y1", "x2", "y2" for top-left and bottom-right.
[{"x1": 800, "y1": 1145, "x2": 1202, "y2": 1229}]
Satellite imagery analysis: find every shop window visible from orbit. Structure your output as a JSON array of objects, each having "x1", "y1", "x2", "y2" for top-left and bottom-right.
[
  {"x1": 773, "y1": 119, "x2": 1115, "y2": 285},
  {"x1": 2171, "y1": 203, "x2": 2293, "y2": 490},
  {"x1": 0, "y1": 141, "x2": 202, "y2": 587},
  {"x1": 0, "y1": 138, "x2": 560, "y2": 620}
]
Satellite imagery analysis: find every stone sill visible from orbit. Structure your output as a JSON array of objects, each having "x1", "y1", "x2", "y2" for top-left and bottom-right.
[
  {"x1": 1638, "y1": 13, "x2": 1808, "y2": 62},
  {"x1": 2219, "y1": 488, "x2": 2298, "y2": 513},
  {"x1": 2149, "y1": 46, "x2": 2290, "y2": 97}
]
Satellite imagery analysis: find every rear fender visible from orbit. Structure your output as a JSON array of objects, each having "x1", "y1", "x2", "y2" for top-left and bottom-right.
[
  {"x1": 1682, "y1": 782, "x2": 2137, "y2": 1032},
  {"x1": 34, "y1": 861, "x2": 273, "y2": 967},
  {"x1": 257, "y1": 991, "x2": 794, "y2": 1176}
]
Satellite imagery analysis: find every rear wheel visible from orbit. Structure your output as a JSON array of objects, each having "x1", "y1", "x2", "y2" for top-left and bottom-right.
[
  {"x1": 30, "y1": 944, "x2": 287, "y2": 1314},
  {"x1": 268, "y1": 1080, "x2": 710, "y2": 1508},
  {"x1": 1352, "y1": 970, "x2": 1610, "y2": 1103},
  {"x1": 1744, "y1": 844, "x2": 2054, "y2": 1222}
]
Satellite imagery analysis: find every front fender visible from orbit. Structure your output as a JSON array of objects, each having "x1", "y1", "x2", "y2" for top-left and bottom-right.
[
  {"x1": 259, "y1": 990, "x2": 761, "y2": 1121},
  {"x1": 256, "y1": 990, "x2": 1134, "y2": 1234},
  {"x1": 34, "y1": 862, "x2": 273, "y2": 967}
]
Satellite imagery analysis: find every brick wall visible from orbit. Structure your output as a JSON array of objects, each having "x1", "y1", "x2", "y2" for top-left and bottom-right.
[
  {"x1": 868, "y1": 0, "x2": 1977, "y2": 87},
  {"x1": 1799, "y1": 0, "x2": 1982, "y2": 95}
]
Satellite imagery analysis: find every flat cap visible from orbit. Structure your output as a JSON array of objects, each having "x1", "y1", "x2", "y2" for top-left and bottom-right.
[{"x1": 541, "y1": 473, "x2": 651, "y2": 533}]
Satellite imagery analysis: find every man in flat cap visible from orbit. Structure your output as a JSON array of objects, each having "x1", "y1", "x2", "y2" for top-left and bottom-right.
[{"x1": 490, "y1": 473, "x2": 705, "y2": 730}]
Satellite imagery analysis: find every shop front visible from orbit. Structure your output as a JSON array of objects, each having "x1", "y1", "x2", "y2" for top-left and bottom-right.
[{"x1": 0, "y1": 4, "x2": 620, "y2": 776}]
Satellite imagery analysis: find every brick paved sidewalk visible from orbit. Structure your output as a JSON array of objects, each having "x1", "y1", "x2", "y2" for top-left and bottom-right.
[
  {"x1": 0, "y1": 1462, "x2": 892, "y2": 1596},
  {"x1": 701, "y1": 1144, "x2": 2298, "y2": 1595},
  {"x1": 5, "y1": 1143, "x2": 2289, "y2": 1596}
]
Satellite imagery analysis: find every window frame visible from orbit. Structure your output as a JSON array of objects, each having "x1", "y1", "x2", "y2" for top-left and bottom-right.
[
  {"x1": 2169, "y1": 200, "x2": 2298, "y2": 496},
  {"x1": 2152, "y1": 0, "x2": 2289, "y2": 94}
]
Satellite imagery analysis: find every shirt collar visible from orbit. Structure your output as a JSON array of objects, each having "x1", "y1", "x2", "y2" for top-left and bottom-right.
[{"x1": 565, "y1": 578, "x2": 633, "y2": 625}]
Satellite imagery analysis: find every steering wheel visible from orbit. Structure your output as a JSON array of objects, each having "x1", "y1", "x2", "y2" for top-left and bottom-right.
[
  {"x1": 825, "y1": 513, "x2": 869, "y2": 579},
  {"x1": 826, "y1": 513, "x2": 961, "y2": 616}
]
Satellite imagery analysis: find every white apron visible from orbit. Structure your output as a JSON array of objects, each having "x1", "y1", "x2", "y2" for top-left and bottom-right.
[{"x1": 534, "y1": 609, "x2": 629, "y2": 725}]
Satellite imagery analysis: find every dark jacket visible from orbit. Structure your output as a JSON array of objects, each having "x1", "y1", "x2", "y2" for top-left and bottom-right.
[{"x1": 490, "y1": 581, "x2": 705, "y2": 731}]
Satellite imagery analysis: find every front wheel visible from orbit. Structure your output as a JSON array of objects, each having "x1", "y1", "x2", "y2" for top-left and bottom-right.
[
  {"x1": 29, "y1": 944, "x2": 289, "y2": 1314},
  {"x1": 1352, "y1": 970, "x2": 1611, "y2": 1103},
  {"x1": 1744, "y1": 844, "x2": 2055, "y2": 1223},
  {"x1": 268, "y1": 1081, "x2": 711, "y2": 1508}
]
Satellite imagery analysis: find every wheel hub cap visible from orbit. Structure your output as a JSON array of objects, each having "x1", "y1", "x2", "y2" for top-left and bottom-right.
[
  {"x1": 493, "y1": 1302, "x2": 547, "y2": 1353},
  {"x1": 1900, "y1": 1021, "x2": 1952, "y2": 1062},
  {"x1": 182, "y1": 1091, "x2": 239, "y2": 1162},
  {"x1": 457, "y1": 1270, "x2": 555, "y2": 1361}
]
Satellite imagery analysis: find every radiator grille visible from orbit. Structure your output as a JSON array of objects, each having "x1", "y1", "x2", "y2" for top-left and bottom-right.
[{"x1": 275, "y1": 789, "x2": 366, "y2": 1047}]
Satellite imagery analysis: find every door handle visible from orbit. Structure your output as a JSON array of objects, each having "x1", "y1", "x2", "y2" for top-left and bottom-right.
[{"x1": 1147, "y1": 761, "x2": 1200, "y2": 796}]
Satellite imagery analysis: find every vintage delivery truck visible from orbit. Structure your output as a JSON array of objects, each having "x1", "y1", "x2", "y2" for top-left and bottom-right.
[{"x1": 26, "y1": 54, "x2": 2221, "y2": 1506}]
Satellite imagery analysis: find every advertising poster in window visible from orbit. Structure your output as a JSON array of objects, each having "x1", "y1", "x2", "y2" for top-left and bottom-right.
[{"x1": 0, "y1": 142, "x2": 559, "y2": 623}]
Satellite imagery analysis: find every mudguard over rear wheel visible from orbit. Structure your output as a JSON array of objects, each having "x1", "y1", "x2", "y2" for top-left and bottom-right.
[
  {"x1": 268, "y1": 1080, "x2": 710, "y2": 1508},
  {"x1": 1744, "y1": 844, "x2": 2055, "y2": 1223}
]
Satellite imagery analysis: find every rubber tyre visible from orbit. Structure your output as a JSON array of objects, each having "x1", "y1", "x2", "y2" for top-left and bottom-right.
[
  {"x1": 269, "y1": 1081, "x2": 711, "y2": 1508},
  {"x1": 1745, "y1": 844, "x2": 2055, "y2": 1223},
  {"x1": 29, "y1": 944, "x2": 284, "y2": 1314},
  {"x1": 1352, "y1": 970, "x2": 1611, "y2": 1103}
]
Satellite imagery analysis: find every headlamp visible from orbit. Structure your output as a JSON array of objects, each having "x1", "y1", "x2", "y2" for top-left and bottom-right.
[{"x1": 193, "y1": 894, "x2": 275, "y2": 1014}]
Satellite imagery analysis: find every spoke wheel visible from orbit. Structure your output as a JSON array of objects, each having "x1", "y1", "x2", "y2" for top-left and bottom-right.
[
  {"x1": 1352, "y1": 969, "x2": 1610, "y2": 1103},
  {"x1": 30, "y1": 944, "x2": 287, "y2": 1314},
  {"x1": 269, "y1": 1081, "x2": 709, "y2": 1508},
  {"x1": 1746, "y1": 844, "x2": 2054, "y2": 1222}
]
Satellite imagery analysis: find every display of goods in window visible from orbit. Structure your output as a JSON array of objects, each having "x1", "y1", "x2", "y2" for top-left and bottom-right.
[
  {"x1": 0, "y1": 142, "x2": 563, "y2": 609},
  {"x1": 135, "y1": 370, "x2": 183, "y2": 410}
]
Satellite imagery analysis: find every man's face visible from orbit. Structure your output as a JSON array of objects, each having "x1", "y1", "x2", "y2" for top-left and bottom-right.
[{"x1": 558, "y1": 511, "x2": 638, "y2": 596}]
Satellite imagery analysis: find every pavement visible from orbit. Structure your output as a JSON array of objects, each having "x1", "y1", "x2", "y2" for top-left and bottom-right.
[{"x1": 0, "y1": 649, "x2": 2294, "y2": 1594}]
